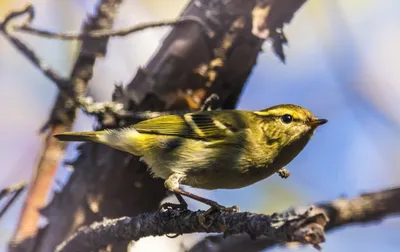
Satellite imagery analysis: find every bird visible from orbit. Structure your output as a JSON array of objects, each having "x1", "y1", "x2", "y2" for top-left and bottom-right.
[{"x1": 54, "y1": 104, "x2": 327, "y2": 212}]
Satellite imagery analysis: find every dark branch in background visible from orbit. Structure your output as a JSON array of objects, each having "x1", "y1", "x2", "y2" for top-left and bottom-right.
[
  {"x1": 0, "y1": 182, "x2": 26, "y2": 219},
  {"x1": 251, "y1": 0, "x2": 307, "y2": 62},
  {"x1": 56, "y1": 206, "x2": 327, "y2": 252},
  {"x1": 189, "y1": 187, "x2": 400, "y2": 252}
]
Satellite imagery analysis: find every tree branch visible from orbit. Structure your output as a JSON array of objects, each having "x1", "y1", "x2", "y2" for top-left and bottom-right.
[
  {"x1": 13, "y1": 16, "x2": 213, "y2": 40},
  {"x1": 56, "y1": 207, "x2": 328, "y2": 252},
  {"x1": 0, "y1": 182, "x2": 26, "y2": 219},
  {"x1": 0, "y1": 4, "x2": 130, "y2": 125},
  {"x1": 0, "y1": 4, "x2": 193, "y2": 127},
  {"x1": 0, "y1": 5, "x2": 69, "y2": 90},
  {"x1": 56, "y1": 187, "x2": 400, "y2": 252},
  {"x1": 188, "y1": 187, "x2": 400, "y2": 252}
]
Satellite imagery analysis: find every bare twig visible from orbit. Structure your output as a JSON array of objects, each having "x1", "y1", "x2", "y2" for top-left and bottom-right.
[
  {"x1": 14, "y1": 16, "x2": 214, "y2": 40},
  {"x1": 56, "y1": 207, "x2": 328, "y2": 252},
  {"x1": 0, "y1": 5, "x2": 135, "y2": 123},
  {"x1": 0, "y1": 5, "x2": 69, "y2": 89},
  {"x1": 0, "y1": 5, "x2": 195, "y2": 129},
  {"x1": 0, "y1": 182, "x2": 26, "y2": 200},
  {"x1": 188, "y1": 187, "x2": 400, "y2": 252},
  {"x1": 0, "y1": 182, "x2": 26, "y2": 219}
]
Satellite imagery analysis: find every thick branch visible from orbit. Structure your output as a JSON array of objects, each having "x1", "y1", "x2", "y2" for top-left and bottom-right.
[
  {"x1": 188, "y1": 187, "x2": 400, "y2": 252},
  {"x1": 56, "y1": 207, "x2": 327, "y2": 252}
]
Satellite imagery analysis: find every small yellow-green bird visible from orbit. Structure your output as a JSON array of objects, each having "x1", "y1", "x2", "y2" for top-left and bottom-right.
[{"x1": 54, "y1": 104, "x2": 327, "y2": 212}]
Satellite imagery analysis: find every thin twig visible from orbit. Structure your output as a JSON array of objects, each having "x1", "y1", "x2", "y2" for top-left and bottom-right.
[
  {"x1": 0, "y1": 181, "x2": 26, "y2": 200},
  {"x1": 1, "y1": 6, "x2": 196, "y2": 127},
  {"x1": 56, "y1": 207, "x2": 328, "y2": 252},
  {"x1": 0, "y1": 182, "x2": 26, "y2": 219},
  {"x1": 1, "y1": 5, "x2": 196, "y2": 125},
  {"x1": 0, "y1": 5, "x2": 69, "y2": 89},
  {"x1": 0, "y1": 5, "x2": 133, "y2": 122},
  {"x1": 14, "y1": 16, "x2": 214, "y2": 40}
]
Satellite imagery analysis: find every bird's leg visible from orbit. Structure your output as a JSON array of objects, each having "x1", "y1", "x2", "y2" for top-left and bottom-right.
[
  {"x1": 173, "y1": 187, "x2": 240, "y2": 228},
  {"x1": 159, "y1": 193, "x2": 188, "y2": 211},
  {"x1": 162, "y1": 174, "x2": 239, "y2": 212},
  {"x1": 159, "y1": 174, "x2": 189, "y2": 211},
  {"x1": 173, "y1": 188, "x2": 239, "y2": 212},
  {"x1": 200, "y1": 93, "x2": 220, "y2": 111},
  {"x1": 277, "y1": 167, "x2": 290, "y2": 179},
  {"x1": 162, "y1": 174, "x2": 239, "y2": 227}
]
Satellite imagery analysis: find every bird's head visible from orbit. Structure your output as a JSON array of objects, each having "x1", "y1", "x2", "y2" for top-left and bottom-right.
[{"x1": 254, "y1": 104, "x2": 327, "y2": 148}]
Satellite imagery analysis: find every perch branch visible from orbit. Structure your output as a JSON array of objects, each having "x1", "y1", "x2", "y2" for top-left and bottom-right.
[
  {"x1": 188, "y1": 187, "x2": 400, "y2": 252},
  {"x1": 56, "y1": 207, "x2": 328, "y2": 252}
]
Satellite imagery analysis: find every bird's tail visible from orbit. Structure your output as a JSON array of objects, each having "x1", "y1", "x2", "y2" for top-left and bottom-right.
[
  {"x1": 54, "y1": 128, "x2": 143, "y2": 156},
  {"x1": 54, "y1": 131, "x2": 101, "y2": 142}
]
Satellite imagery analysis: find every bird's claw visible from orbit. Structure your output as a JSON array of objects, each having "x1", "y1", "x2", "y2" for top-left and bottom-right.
[
  {"x1": 278, "y1": 168, "x2": 290, "y2": 179},
  {"x1": 199, "y1": 204, "x2": 240, "y2": 228},
  {"x1": 215, "y1": 205, "x2": 239, "y2": 213}
]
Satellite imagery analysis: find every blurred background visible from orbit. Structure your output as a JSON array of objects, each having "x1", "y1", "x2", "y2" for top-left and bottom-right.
[{"x1": 0, "y1": 0, "x2": 399, "y2": 251}]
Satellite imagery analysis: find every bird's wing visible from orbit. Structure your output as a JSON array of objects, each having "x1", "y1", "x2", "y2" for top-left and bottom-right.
[{"x1": 133, "y1": 110, "x2": 248, "y2": 139}]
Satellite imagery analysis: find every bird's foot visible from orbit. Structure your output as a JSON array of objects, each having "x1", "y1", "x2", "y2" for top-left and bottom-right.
[
  {"x1": 278, "y1": 168, "x2": 290, "y2": 179},
  {"x1": 199, "y1": 203, "x2": 239, "y2": 228},
  {"x1": 160, "y1": 201, "x2": 188, "y2": 238}
]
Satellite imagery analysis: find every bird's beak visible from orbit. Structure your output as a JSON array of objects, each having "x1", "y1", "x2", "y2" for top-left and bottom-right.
[{"x1": 307, "y1": 118, "x2": 328, "y2": 127}]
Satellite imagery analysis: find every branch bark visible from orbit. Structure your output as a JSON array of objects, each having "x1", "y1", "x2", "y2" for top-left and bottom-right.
[
  {"x1": 56, "y1": 206, "x2": 328, "y2": 252},
  {"x1": 188, "y1": 187, "x2": 400, "y2": 252}
]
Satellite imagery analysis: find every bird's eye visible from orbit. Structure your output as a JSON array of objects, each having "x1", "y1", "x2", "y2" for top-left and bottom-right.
[{"x1": 281, "y1": 114, "x2": 293, "y2": 124}]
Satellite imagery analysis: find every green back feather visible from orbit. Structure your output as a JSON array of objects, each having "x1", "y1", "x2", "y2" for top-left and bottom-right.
[{"x1": 132, "y1": 110, "x2": 250, "y2": 140}]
